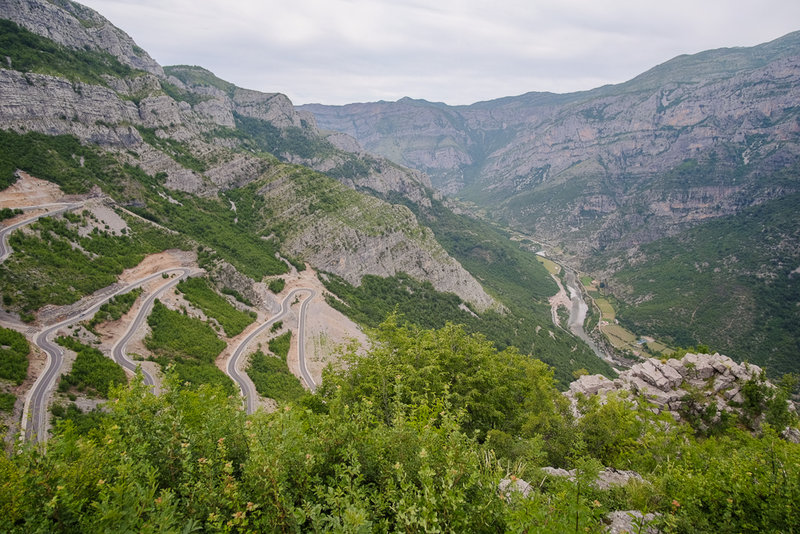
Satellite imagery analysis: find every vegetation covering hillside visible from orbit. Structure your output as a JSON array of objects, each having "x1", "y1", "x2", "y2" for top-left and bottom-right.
[
  {"x1": 594, "y1": 192, "x2": 800, "y2": 377},
  {"x1": 0, "y1": 3, "x2": 799, "y2": 531},
  {"x1": 1, "y1": 320, "x2": 797, "y2": 532}
]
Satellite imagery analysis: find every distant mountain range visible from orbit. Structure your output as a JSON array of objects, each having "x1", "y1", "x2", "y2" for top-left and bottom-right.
[{"x1": 301, "y1": 32, "x2": 800, "y2": 374}]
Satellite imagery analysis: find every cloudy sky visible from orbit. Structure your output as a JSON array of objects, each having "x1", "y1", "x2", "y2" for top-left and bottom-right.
[{"x1": 80, "y1": 0, "x2": 800, "y2": 106}]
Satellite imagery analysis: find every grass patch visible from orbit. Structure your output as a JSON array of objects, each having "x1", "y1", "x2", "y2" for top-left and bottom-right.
[
  {"x1": 176, "y1": 277, "x2": 255, "y2": 337},
  {"x1": 0, "y1": 326, "x2": 30, "y2": 385},
  {"x1": 56, "y1": 337, "x2": 127, "y2": 398},
  {"x1": 593, "y1": 296, "x2": 617, "y2": 322},
  {"x1": 536, "y1": 256, "x2": 561, "y2": 276}
]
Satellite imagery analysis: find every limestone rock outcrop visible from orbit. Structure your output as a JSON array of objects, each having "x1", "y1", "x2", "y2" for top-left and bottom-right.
[
  {"x1": 567, "y1": 352, "x2": 795, "y2": 426},
  {"x1": 1, "y1": 0, "x2": 164, "y2": 76}
]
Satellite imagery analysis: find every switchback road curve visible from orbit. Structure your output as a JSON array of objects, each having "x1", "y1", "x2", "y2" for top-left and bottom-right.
[
  {"x1": 227, "y1": 288, "x2": 316, "y2": 414},
  {"x1": 0, "y1": 203, "x2": 82, "y2": 263},
  {"x1": 111, "y1": 268, "x2": 192, "y2": 387},
  {"x1": 23, "y1": 268, "x2": 192, "y2": 443}
]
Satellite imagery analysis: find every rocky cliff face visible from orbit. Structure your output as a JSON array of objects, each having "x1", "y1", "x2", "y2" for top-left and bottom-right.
[
  {"x1": 301, "y1": 32, "x2": 800, "y2": 258},
  {"x1": 0, "y1": 0, "x2": 495, "y2": 310},
  {"x1": 1, "y1": 0, "x2": 163, "y2": 76}
]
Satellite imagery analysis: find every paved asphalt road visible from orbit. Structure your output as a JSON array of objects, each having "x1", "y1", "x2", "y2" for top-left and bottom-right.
[
  {"x1": 111, "y1": 268, "x2": 191, "y2": 387},
  {"x1": 23, "y1": 268, "x2": 192, "y2": 443},
  {"x1": 0, "y1": 203, "x2": 81, "y2": 262},
  {"x1": 227, "y1": 288, "x2": 316, "y2": 414}
]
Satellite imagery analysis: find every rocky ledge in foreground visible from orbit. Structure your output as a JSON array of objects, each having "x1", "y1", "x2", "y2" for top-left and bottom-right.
[{"x1": 568, "y1": 352, "x2": 797, "y2": 434}]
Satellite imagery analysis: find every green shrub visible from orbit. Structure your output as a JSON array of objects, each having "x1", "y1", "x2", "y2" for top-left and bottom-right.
[
  {"x1": 267, "y1": 277, "x2": 285, "y2": 294},
  {"x1": 0, "y1": 392, "x2": 15, "y2": 412},
  {"x1": 267, "y1": 332, "x2": 291, "y2": 360}
]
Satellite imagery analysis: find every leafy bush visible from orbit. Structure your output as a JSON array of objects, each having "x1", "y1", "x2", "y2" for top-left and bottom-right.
[
  {"x1": 1, "y1": 322, "x2": 799, "y2": 532},
  {"x1": 0, "y1": 326, "x2": 30, "y2": 385},
  {"x1": 50, "y1": 403, "x2": 107, "y2": 436},
  {"x1": 267, "y1": 332, "x2": 291, "y2": 360},
  {"x1": 267, "y1": 277, "x2": 285, "y2": 294},
  {"x1": 87, "y1": 288, "x2": 142, "y2": 330},
  {"x1": 145, "y1": 300, "x2": 225, "y2": 363},
  {"x1": 0, "y1": 208, "x2": 22, "y2": 220}
]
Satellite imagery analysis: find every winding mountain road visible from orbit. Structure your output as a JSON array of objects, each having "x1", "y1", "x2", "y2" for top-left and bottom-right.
[
  {"x1": 22, "y1": 268, "x2": 193, "y2": 443},
  {"x1": 227, "y1": 288, "x2": 316, "y2": 414},
  {"x1": 111, "y1": 268, "x2": 192, "y2": 386},
  {"x1": 0, "y1": 202, "x2": 82, "y2": 262}
]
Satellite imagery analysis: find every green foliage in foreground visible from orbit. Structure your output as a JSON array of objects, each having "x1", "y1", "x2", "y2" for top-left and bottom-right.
[
  {"x1": 50, "y1": 403, "x2": 107, "y2": 436},
  {"x1": 145, "y1": 300, "x2": 234, "y2": 395},
  {"x1": 177, "y1": 277, "x2": 255, "y2": 337},
  {"x1": 56, "y1": 337, "x2": 127, "y2": 398},
  {"x1": 2, "y1": 321, "x2": 799, "y2": 532},
  {"x1": 0, "y1": 326, "x2": 29, "y2": 385},
  {"x1": 246, "y1": 349, "x2": 305, "y2": 404}
]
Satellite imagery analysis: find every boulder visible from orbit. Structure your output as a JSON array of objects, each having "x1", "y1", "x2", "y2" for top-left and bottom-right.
[
  {"x1": 605, "y1": 511, "x2": 661, "y2": 534},
  {"x1": 498, "y1": 476, "x2": 533, "y2": 498},
  {"x1": 570, "y1": 374, "x2": 616, "y2": 397}
]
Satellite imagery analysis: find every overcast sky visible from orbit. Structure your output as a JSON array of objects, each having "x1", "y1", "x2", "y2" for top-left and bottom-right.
[{"x1": 79, "y1": 0, "x2": 800, "y2": 106}]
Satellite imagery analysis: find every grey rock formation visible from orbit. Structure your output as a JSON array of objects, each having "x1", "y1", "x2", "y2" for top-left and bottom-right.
[
  {"x1": 1, "y1": 0, "x2": 164, "y2": 76},
  {"x1": 605, "y1": 511, "x2": 660, "y2": 534},
  {"x1": 539, "y1": 467, "x2": 646, "y2": 490},
  {"x1": 567, "y1": 353, "x2": 795, "y2": 428},
  {"x1": 498, "y1": 476, "x2": 533, "y2": 499}
]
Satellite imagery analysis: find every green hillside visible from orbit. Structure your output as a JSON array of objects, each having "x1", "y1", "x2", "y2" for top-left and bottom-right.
[{"x1": 597, "y1": 193, "x2": 800, "y2": 376}]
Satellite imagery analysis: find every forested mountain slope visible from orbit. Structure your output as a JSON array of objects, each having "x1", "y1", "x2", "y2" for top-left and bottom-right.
[
  {"x1": 302, "y1": 31, "x2": 800, "y2": 375},
  {"x1": 0, "y1": 0, "x2": 613, "y2": 396}
]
